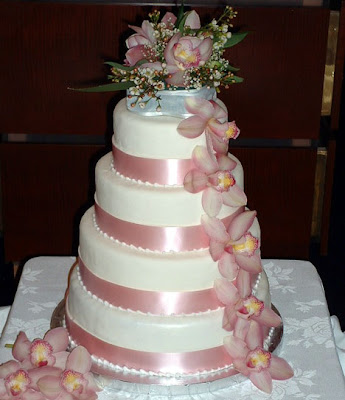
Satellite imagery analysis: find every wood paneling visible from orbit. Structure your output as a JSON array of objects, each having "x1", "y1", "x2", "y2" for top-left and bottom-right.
[
  {"x1": 0, "y1": 2, "x2": 329, "y2": 139},
  {"x1": 0, "y1": 143, "x2": 104, "y2": 262}
]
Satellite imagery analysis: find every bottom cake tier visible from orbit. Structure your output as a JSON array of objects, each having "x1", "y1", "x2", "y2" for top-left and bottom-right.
[{"x1": 65, "y1": 263, "x2": 272, "y2": 380}]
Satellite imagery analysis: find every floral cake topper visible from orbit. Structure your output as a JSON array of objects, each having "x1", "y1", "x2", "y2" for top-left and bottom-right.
[{"x1": 73, "y1": 2, "x2": 247, "y2": 107}]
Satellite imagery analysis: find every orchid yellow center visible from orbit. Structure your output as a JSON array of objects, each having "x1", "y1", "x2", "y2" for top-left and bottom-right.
[
  {"x1": 217, "y1": 171, "x2": 235, "y2": 191},
  {"x1": 247, "y1": 348, "x2": 271, "y2": 371},
  {"x1": 174, "y1": 43, "x2": 200, "y2": 68},
  {"x1": 226, "y1": 123, "x2": 238, "y2": 139},
  {"x1": 30, "y1": 339, "x2": 53, "y2": 367},
  {"x1": 241, "y1": 295, "x2": 264, "y2": 317},
  {"x1": 61, "y1": 370, "x2": 84, "y2": 394},
  {"x1": 232, "y1": 233, "x2": 259, "y2": 256},
  {"x1": 5, "y1": 370, "x2": 30, "y2": 396}
]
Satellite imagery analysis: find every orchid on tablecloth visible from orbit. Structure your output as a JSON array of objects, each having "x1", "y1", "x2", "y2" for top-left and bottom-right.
[{"x1": 0, "y1": 328, "x2": 100, "y2": 400}]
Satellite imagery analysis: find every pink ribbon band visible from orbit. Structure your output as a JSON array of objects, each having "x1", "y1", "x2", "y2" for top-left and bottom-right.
[
  {"x1": 112, "y1": 145, "x2": 194, "y2": 185},
  {"x1": 95, "y1": 203, "x2": 244, "y2": 252},
  {"x1": 78, "y1": 257, "x2": 225, "y2": 315},
  {"x1": 65, "y1": 311, "x2": 233, "y2": 375}
]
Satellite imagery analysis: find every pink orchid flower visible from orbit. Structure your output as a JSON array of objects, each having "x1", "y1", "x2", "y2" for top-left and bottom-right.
[
  {"x1": 12, "y1": 328, "x2": 69, "y2": 370},
  {"x1": 37, "y1": 346, "x2": 99, "y2": 400},
  {"x1": 0, "y1": 360, "x2": 61, "y2": 400},
  {"x1": 224, "y1": 321, "x2": 293, "y2": 393},
  {"x1": 164, "y1": 33, "x2": 213, "y2": 87},
  {"x1": 222, "y1": 293, "x2": 282, "y2": 333},
  {"x1": 177, "y1": 97, "x2": 240, "y2": 154},
  {"x1": 201, "y1": 211, "x2": 263, "y2": 275},
  {"x1": 125, "y1": 12, "x2": 176, "y2": 66},
  {"x1": 184, "y1": 145, "x2": 247, "y2": 217},
  {"x1": 184, "y1": 10, "x2": 201, "y2": 29}
]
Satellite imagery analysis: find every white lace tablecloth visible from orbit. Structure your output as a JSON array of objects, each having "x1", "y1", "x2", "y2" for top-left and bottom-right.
[{"x1": 1, "y1": 257, "x2": 345, "y2": 399}]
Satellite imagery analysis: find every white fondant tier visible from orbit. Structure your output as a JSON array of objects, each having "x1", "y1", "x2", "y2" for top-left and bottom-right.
[
  {"x1": 113, "y1": 98, "x2": 220, "y2": 160},
  {"x1": 79, "y1": 208, "x2": 264, "y2": 293},
  {"x1": 95, "y1": 152, "x2": 244, "y2": 227}
]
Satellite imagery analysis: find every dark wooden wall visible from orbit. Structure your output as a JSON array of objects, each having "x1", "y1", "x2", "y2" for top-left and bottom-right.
[{"x1": 0, "y1": 2, "x2": 330, "y2": 262}]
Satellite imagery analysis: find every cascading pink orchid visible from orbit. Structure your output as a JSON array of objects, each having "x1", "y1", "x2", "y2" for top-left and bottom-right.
[
  {"x1": 37, "y1": 346, "x2": 100, "y2": 400},
  {"x1": 184, "y1": 144, "x2": 247, "y2": 217},
  {"x1": 164, "y1": 33, "x2": 213, "y2": 87},
  {"x1": 12, "y1": 328, "x2": 69, "y2": 370},
  {"x1": 224, "y1": 321, "x2": 294, "y2": 393},
  {"x1": 177, "y1": 97, "x2": 240, "y2": 154},
  {"x1": 201, "y1": 210, "x2": 263, "y2": 276}
]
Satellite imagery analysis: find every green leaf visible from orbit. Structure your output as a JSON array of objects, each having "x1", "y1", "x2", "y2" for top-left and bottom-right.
[
  {"x1": 104, "y1": 59, "x2": 148, "y2": 71},
  {"x1": 177, "y1": 12, "x2": 189, "y2": 32},
  {"x1": 68, "y1": 81, "x2": 134, "y2": 93},
  {"x1": 225, "y1": 75, "x2": 244, "y2": 84},
  {"x1": 224, "y1": 32, "x2": 249, "y2": 48},
  {"x1": 175, "y1": 1, "x2": 185, "y2": 29},
  {"x1": 227, "y1": 64, "x2": 240, "y2": 72}
]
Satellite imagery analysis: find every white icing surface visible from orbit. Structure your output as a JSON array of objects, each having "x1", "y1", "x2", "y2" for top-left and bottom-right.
[
  {"x1": 113, "y1": 98, "x2": 207, "y2": 159},
  {"x1": 95, "y1": 152, "x2": 244, "y2": 226}
]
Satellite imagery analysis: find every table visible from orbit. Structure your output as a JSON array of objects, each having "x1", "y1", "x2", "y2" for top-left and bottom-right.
[{"x1": 1, "y1": 257, "x2": 345, "y2": 399}]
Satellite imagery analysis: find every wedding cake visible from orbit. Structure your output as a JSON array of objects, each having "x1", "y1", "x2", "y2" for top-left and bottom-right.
[{"x1": 64, "y1": 6, "x2": 293, "y2": 394}]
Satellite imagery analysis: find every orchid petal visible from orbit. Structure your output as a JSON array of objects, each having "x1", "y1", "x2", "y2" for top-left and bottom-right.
[
  {"x1": 210, "y1": 100, "x2": 228, "y2": 121},
  {"x1": 183, "y1": 169, "x2": 207, "y2": 193},
  {"x1": 192, "y1": 145, "x2": 218, "y2": 174},
  {"x1": 246, "y1": 320, "x2": 263, "y2": 350},
  {"x1": 222, "y1": 187, "x2": 247, "y2": 207},
  {"x1": 141, "y1": 20, "x2": 156, "y2": 44},
  {"x1": 53, "y1": 351, "x2": 69, "y2": 369},
  {"x1": 177, "y1": 115, "x2": 207, "y2": 138},
  {"x1": 202, "y1": 188, "x2": 222, "y2": 217},
  {"x1": 37, "y1": 375, "x2": 63, "y2": 399},
  {"x1": 209, "y1": 132, "x2": 229, "y2": 154},
  {"x1": 201, "y1": 215, "x2": 229, "y2": 243},
  {"x1": 235, "y1": 253, "x2": 263, "y2": 274},
  {"x1": 249, "y1": 370, "x2": 273, "y2": 394},
  {"x1": 164, "y1": 33, "x2": 181, "y2": 65},
  {"x1": 66, "y1": 346, "x2": 92, "y2": 374},
  {"x1": 198, "y1": 37, "x2": 213, "y2": 61},
  {"x1": 0, "y1": 360, "x2": 21, "y2": 379},
  {"x1": 161, "y1": 12, "x2": 177, "y2": 26},
  {"x1": 184, "y1": 10, "x2": 201, "y2": 29},
  {"x1": 222, "y1": 307, "x2": 237, "y2": 331},
  {"x1": 125, "y1": 45, "x2": 146, "y2": 66},
  {"x1": 184, "y1": 97, "x2": 214, "y2": 120},
  {"x1": 234, "y1": 318, "x2": 251, "y2": 341},
  {"x1": 214, "y1": 278, "x2": 240, "y2": 305},
  {"x1": 255, "y1": 307, "x2": 282, "y2": 328},
  {"x1": 208, "y1": 118, "x2": 229, "y2": 138},
  {"x1": 12, "y1": 331, "x2": 31, "y2": 362},
  {"x1": 209, "y1": 239, "x2": 226, "y2": 261},
  {"x1": 218, "y1": 252, "x2": 238, "y2": 280},
  {"x1": 22, "y1": 389, "x2": 46, "y2": 400},
  {"x1": 228, "y1": 210, "x2": 257, "y2": 241},
  {"x1": 126, "y1": 34, "x2": 150, "y2": 48},
  {"x1": 233, "y1": 358, "x2": 250, "y2": 376},
  {"x1": 223, "y1": 335, "x2": 248, "y2": 360},
  {"x1": 44, "y1": 327, "x2": 69, "y2": 353},
  {"x1": 84, "y1": 372, "x2": 101, "y2": 392},
  {"x1": 28, "y1": 367, "x2": 62, "y2": 389},
  {"x1": 237, "y1": 269, "x2": 252, "y2": 297},
  {"x1": 269, "y1": 356, "x2": 294, "y2": 380},
  {"x1": 217, "y1": 154, "x2": 237, "y2": 171}
]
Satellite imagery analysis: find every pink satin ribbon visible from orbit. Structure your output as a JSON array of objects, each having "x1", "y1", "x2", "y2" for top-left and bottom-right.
[
  {"x1": 95, "y1": 203, "x2": 244, "y2": 252},
  {"x1": 112, "y1": 145, "x2": 194, "y2": 185},
  {"x1": 78, "y1": 257, "x2": 225, "y2": 314},
  {"x1": 65, "y1": 312, "x2": 233, "y2": 374}
]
